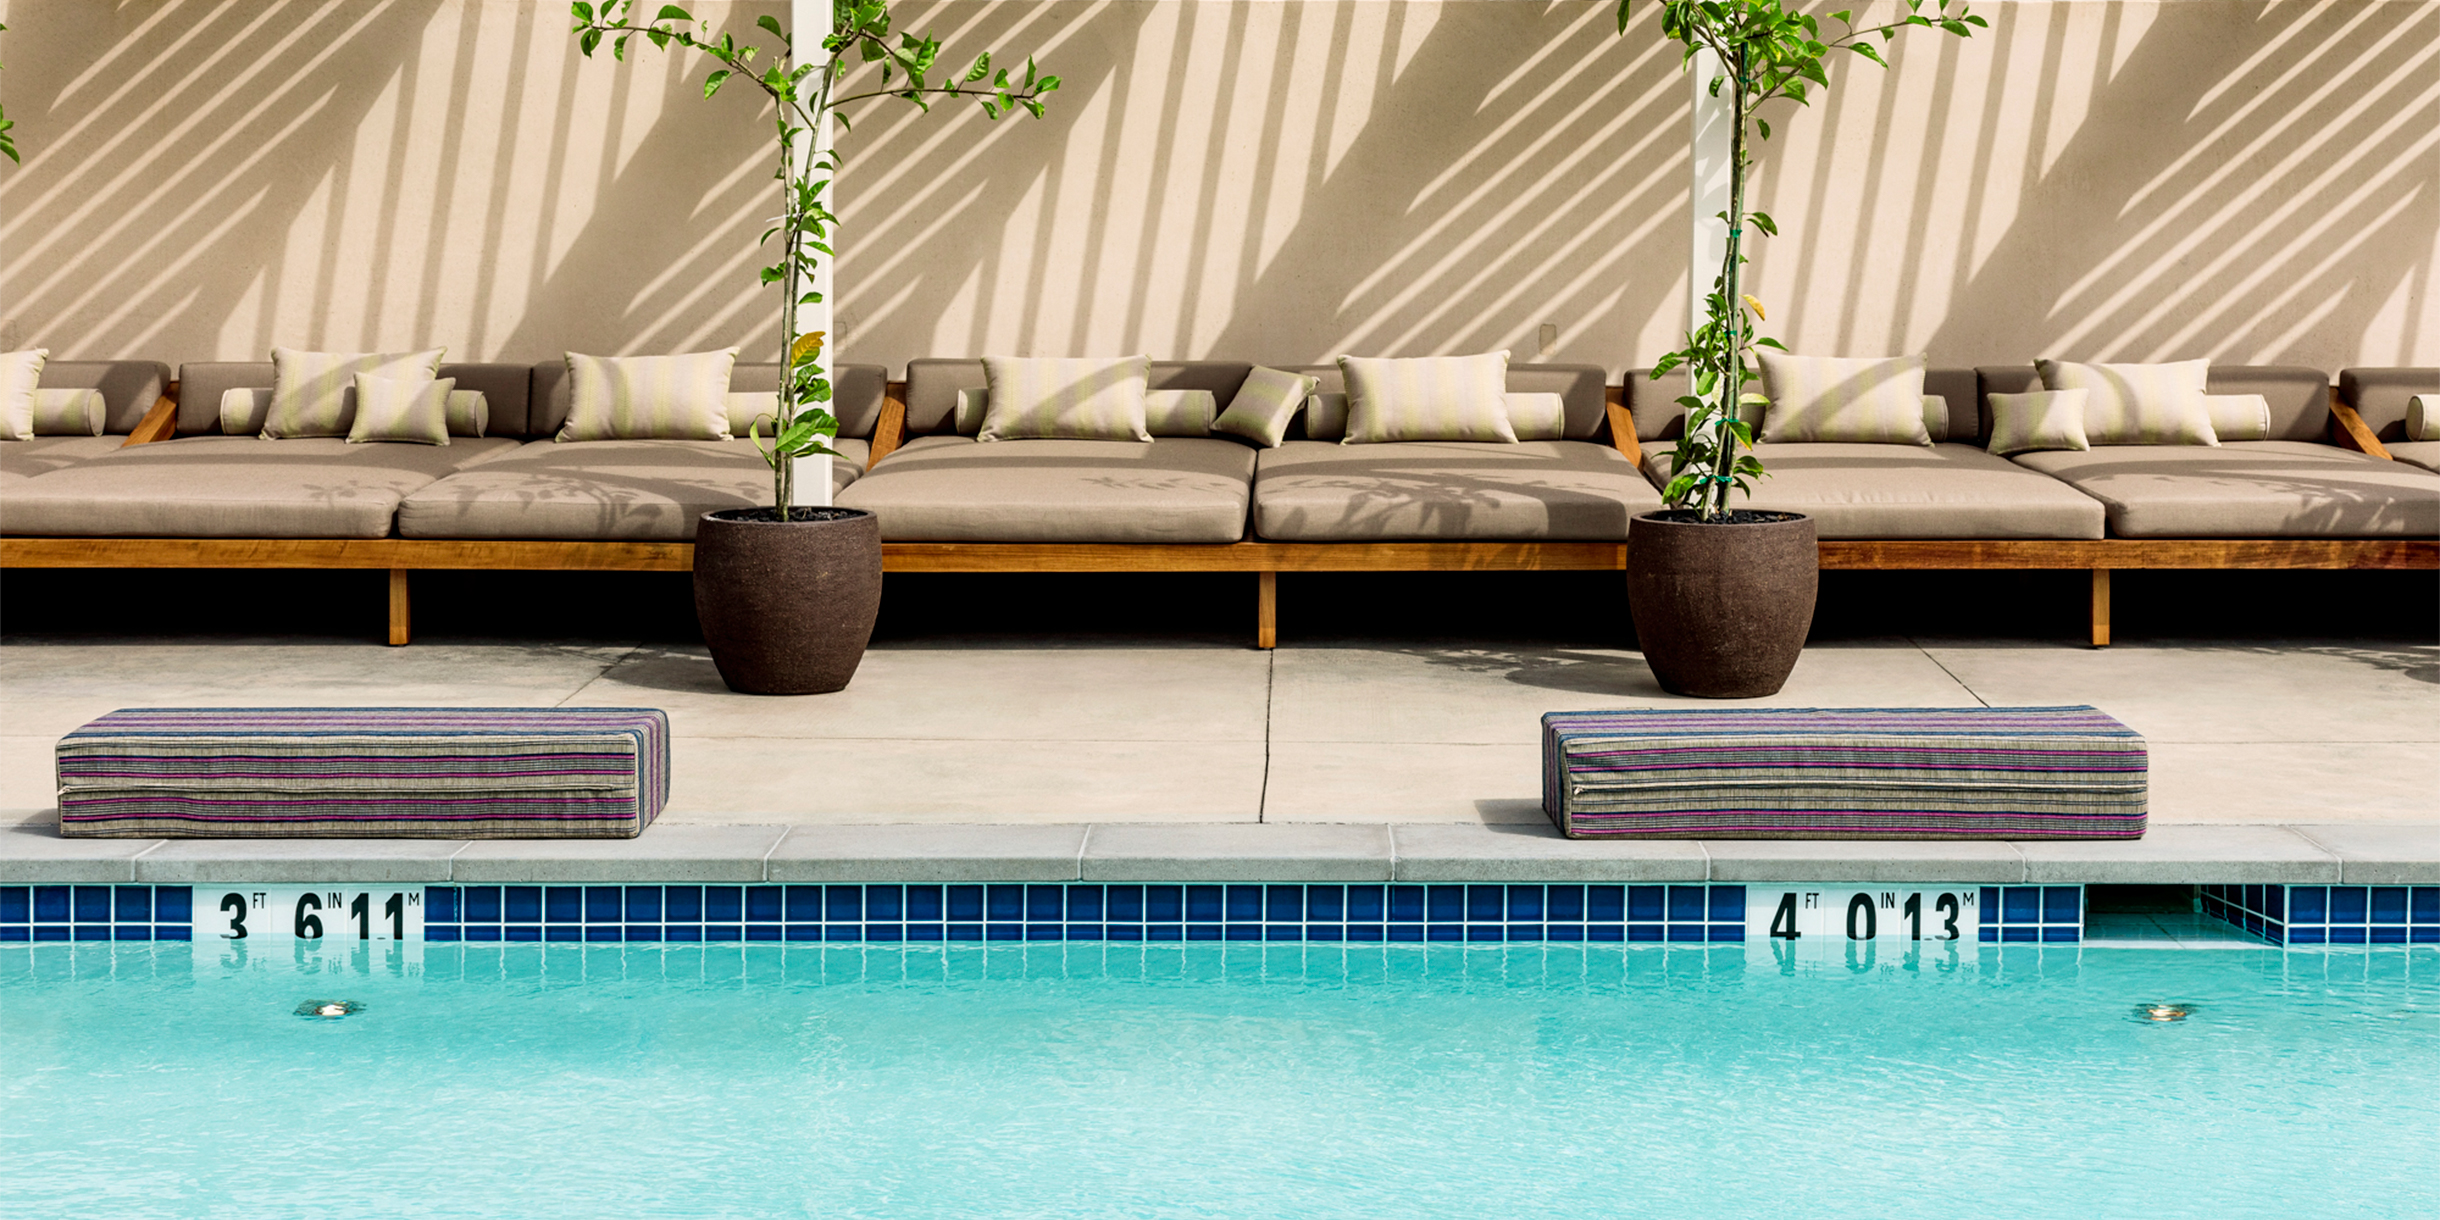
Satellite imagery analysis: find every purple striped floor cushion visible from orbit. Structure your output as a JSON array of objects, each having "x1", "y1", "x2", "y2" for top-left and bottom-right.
[
  {"x1": 1541, "y1": 706, "x2": 2146, "y2": 840},
  {"x1": 55, "y1": 708, "x2": 670, "y2": 839}
]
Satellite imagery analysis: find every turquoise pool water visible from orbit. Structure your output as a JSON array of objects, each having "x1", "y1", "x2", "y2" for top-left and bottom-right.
[{"x1": 4, "y1": 943, "x2": 2435, "y2": 1219}]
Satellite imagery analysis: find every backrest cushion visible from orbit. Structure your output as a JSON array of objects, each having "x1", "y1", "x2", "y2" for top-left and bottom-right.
[
  {"x1": 34, "y1": 360, "x2": 171, "y2": 435},
  {"x1": 184, "y1": 362, "x2": 534, "y2": 437},
  {"x1": 1294, "y1": 362, "x2": 1608, "y2": 441},
  {"x1": 1983, "y1": 364, "x2": 2330, "y2": 445},
  {"x1": 904, "y1": 360, "x2": 1253, "y2": 436},
  {"x1": 1634, "y1": 366, "x2": 1978, "y2": 443},
  {"x1": 2338, "y1": 368, "x2": 2438, "y2": 444},
  {"x1": 535, "y1": 361, "x2": 883, "y2": 440}
]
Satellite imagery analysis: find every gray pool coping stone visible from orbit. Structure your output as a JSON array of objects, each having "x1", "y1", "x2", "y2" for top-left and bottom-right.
[{"x1": 1, "y1": 811, "x2": 2433, "y2": 885}]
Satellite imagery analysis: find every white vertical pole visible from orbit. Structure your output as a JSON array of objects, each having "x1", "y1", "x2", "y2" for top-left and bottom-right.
[
  {"x1": 791, "y1": 0, "x2": 833, "y2": 506},
  {"x1": 1689, "y1": 47, "x2": 1732, "y2": 339}
]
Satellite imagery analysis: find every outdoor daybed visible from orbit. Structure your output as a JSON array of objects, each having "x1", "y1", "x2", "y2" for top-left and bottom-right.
[{"x1": 0, "y1": 360, "x2": 173, "y2": 502}]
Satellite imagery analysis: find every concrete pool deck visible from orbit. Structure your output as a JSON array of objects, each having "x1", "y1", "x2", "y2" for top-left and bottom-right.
[{"x1": 1, "y1": 631, "x2": 2431, "y2": 884}]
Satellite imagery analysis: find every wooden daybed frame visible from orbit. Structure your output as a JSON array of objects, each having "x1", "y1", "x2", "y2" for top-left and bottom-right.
[{"x1": 4, "y1": 385, "x2": 2430, "y2": 649}]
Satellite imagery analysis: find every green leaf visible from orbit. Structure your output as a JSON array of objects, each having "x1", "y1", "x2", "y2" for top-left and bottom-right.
[
  {"x1": 655, "y1": 4, "x2": 691, "y2": 21},
  {"x1": 703, "y1": 68, "x2": 730, "y2": 98},
  {"x1": 757, "y1": 13, "x2": 785, "y2": 42},
  {"x1": 1749, "y1": 210, "x2": 1778, "y2": 236},
  {"x1": 573, "y1": 2, "x2": 595, "y2": 21}
]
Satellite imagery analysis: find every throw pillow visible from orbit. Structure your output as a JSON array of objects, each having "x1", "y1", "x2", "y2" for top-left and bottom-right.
[
  {"x1": 347, "y1": 374, "x2": 454, "y2": 445},
  {"x1": 727, "y1": 390, "x2": 780, "y2": 439},
  {"x1": 1986, "y1": 389, "x2": 2092, "y2": 456},
  {"x1": 1339, "y1": 351, "x2": 1516, "y2": 443},
  {"x1": 2203, "y1": 393, "x2": 2271, "y2": 442},
  {"x1": 559, "y1": 348, "x2": 738, "y2": 442},
  {"x1": 31, "y1": 388, "x2": 107, "y2": 437},
  {"x1": 1921, "y1": 395, "x2": 1951, "y2": 443},
  {"x1": 0, "y1": 348, "x2": 48, "y2": 442},
  {"x1": 1756, "y1": 352, "x2": 1932, "y2": 445},
  {"x1": 2035, "y1": 357, "x2": 2216, "y2": 445},
  {"x1": 1144, "y1": 388, "x2": 1216, "y2": 437},
  {"x1": 1303, "y1": 392, "x2": 1350, "y2": 442},
  {"x1": 220, "y1": 388, "x2": 273, "y2": 436},
  {"x1": 263, "y1": 346, "x2": 447, "y2": 438},
  {"x1": 1503, "y1": 392, "x2": 1567, "y2": 441},
  {"x1": 2404, "y1": 394, "x2": 2435, "y2": 442},
  {"x1": 447, "y1": 389, "x2": 489, "y2": 438},
  {"x1": 977, "y1": 355, "x2": 1152, "y2": 442},
  {"x1": 1212, "y1": 366, "x2": 1320, "y2": 448}
]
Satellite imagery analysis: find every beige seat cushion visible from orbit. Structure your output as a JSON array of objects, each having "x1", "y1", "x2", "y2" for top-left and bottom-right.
[
  {"x1": 2012, "y1": 441, "x2": 2440, "y2": 537},
  {"x1": 397, "y1": 438, "x2": 868, "y2": 541},
  {"x1": 0, "y1": 436, "x2": 521, "y2": 538},
  {"x1": 2387, "y1": 442, "x2": 2440, "y2": 474},
  {"x1": 1255, "y1": 439, "x2": 1659, "y2": 541},
  {"x1": 1, "y1": 436, "x2": 131, "y2": 494},
  {"x1": 837, "y1": 435, "x2": 1253, "y2": 542},
  {"x1": 1643, "y1": 442, "x2": 2107, "y2": 539}
]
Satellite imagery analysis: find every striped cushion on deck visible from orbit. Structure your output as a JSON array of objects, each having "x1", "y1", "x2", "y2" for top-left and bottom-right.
[
  {"x1": 56, "y1": 708, "x2": 670, "y2": 839},
  {"x1": 1541, "y1": 706, "x2": 2146, "y2": 840}
]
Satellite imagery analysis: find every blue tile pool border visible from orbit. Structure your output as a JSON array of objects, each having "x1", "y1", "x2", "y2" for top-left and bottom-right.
[
  {"x1": 2206, "y1": 883, "x2": 2440, "y2": 946},
  {"x1": 0, "y1": 885, "x2": 192, "y2": 942}
]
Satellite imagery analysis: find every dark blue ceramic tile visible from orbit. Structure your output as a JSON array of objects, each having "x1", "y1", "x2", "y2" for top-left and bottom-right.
[
  {"x1": 1227, "y1": 886, "x2": 1263, "y2": 922},
  {"x1": 1347, "y1": 925, "x2": 1384, "y2": 942},
  {"x1": 785, "y1": 886, "x2": 822, "y2": 921},
  {"x1": 2411, "y1": 888, "x2": 2438, "y2": 924},
  {"x1": 1980, "y1": 887, "x2": 2000, "y2": 919},
  {"x1": 1467, "y1": 886, "x2": 1502, "y2": 921},
  {"x1": 1387, "y1": 925, "x2": 1424, "y2": 942},
  {"x1": 2370, "y1": 926, "x2": 2406, "y2": 944},
  {"x1": 788, "y1": 925, "x2": 825, "y2": 941},
  {"x1": 820, "y1": 926, "x2": 858, "y2": 942},
  {"x1": 866, "y1": 886, "x2": 904, "y2": 921},
  {"x1": 1267, "y1": 886, "x2": 1302, "y2": 922},
  {"x1": 1667, "y1": 924, "x2": 1705, "y2": 943},
  {"x1": 1709, "y1": 887, "x2": 1745, "y2": 920},
  {"x1": 1307, "y1": 886, "x2": 1345, "y2": 921},
  {"x1": 1105, "y1": 886, "x2": 1142, "y2": 921},
  {"x1": 154, "y1": 924, "x2": 190, "y2": 941},
  {"x1": 2330, "y1": 887, "x2": 2368, "y2": 923},
  {"x1": 621, "y1": 886, "x2": 660, "y2": 922},
  {"x1": 1547, "y1": 924, "x2": 1584, "y2": 942},
  {"x1": 905, "y1": 886, "x2": 943, "y2": 921},
  {"x1": 1390, "y1": 886, "x2": 1427, "y2": 922},
  {"x1": 947, "y1": 885, "x2": 983, "y2": 921},
  {"x1": 987, "y1": 923, "x2": 1022, "y2": 941},
  {"x1": 544, "y1": 887, "x2": 581, "y2": 922},
  {"x1": 1627, "y1": 886, "x2": 1663, "y2": 921},
  {"x1": 828, "y1": 886, "x2": 864, "y2": 922},
  {"x1": 1589, "y1": 886, "x2": 1625, "y2": 921},
  {"x1": 74, "y1": 887, "x2": 110, "y2": 922},
  {"x1": 1306, "y1": 924, "x2": 1344, "y2": 942},
  {"x1": 1427, "y1": 886, "x2": 1464, "y2": 922},
  {"x1": 746, "y1": 886, "x2": 783, "y2": 921},
  {"x1": 2370, "y1": 888, "x2": 2407, "y2": 925},
  {"x1": 427, "y1": 925, "x2": 461, "y2": 942},
  {"x1": 1709, "y1": 924, "x2": 1745, "y2": 943},
  {"x1": 1028, "y1": 885, "x2": 1065, "y2": 921},
  {"x1": 1186, "y1": 886, "x2": 1223, "y2": 921},
  {"x1": 541, "y1": 927, "x2": 579, "y2": 942},
  {"x1": 1628, "y1": 924, "x2": 1663, "y2": 942},
  {"x1": 465, "y1": 925, "x2": 502, "y2": 942},
  {"x1": 2002, "y1": 887, "x2": 2039, "y2": 923},
  {"x1": 2328, "y1": 926, "x2": 2366, "y2": 945},
  {"x1": 1587, "y1": 924, "x2": 1623, "y2": 942},
  {"x1": 1345, "y1": 886, "x2": 1384, "y2": 921},
  {"x1": 73, "y1": 926, "x2": 109, "y2": 940},
  {"x1": 745, "y1": 924, "x2": 781, "y2": 941},
  {"x1": 112, "y1": 925, "x2": 151, "y2": 941},
  {"x1": 1506, "y1": 886, "x2": 1543, "y2": 921},
  {"x1": 2288, "y1": 887, "x2": 2325, "y2": 923},
  {"x1": 864, "y1": 923, "x2": 903, "y2": 942},
  {"x1": 705, "y1": 924, "x2": 741, "y2": 941},
  {"x1": 114, "y1": 887, "x2": 150, "y2": 923},
  {"x1": 32, "y1": 927, "x2": 68, "y2": 941},
  {"x1": 1264, "y1": 925, "x2": 1300, "y2": 941},
  {"x1": 584, "y1": 926, "x2": 620, "y2": 942},
  {"x1": 1147, "y1": 925, "x2": 1183, "y2": 941},
  {"x1": 1668, "y1": 886, "x2": 1705, "y2": 922},
  {"x1": 662, "y1": 886, "x2": 701, "y2": 922},
  {"x1": 0, "y1": 927, "x2": 23, "y2": 942},
  {"x1": 1186, "y1": 924, "x2": 1222, "y2": 941},
  {"x1": 907, "y1": 925, "x2": 945, "y2": 942},
  {"x1": 667, "y1": 926, "x2": 703, "y2": 942},
  {"x1": 2042, "y1": 926, "x2": 2077, "y2": 943},
  {"x1": 1546, "y1": 886, "x2": 1584, "y2": 921},
  {"x1": 2043, "y1": 887, "x2": 2079, "y2": 922},
  {"x1": 947, "y1": 924, "x2": 982, "y2": 941},
  {"x1": 705, "y1": 887, "x2": 743, "y2": 921},
  {"x1": 1066, "y1": 887, "x2": 1103, "y2": 922},
  {"x1": 584, "y1": 887, "x2": 620, "y2": 922},
  {"x1": 425, "y1": 887, "x2": 458, "y2": 923},
  {"x1": 0, "y1": 887, "x2": 29, "y2": 923},
  {"x1": 1105, "y1": 924, "x2": 1142, "y2": 942},
  {"x1": 623, "y1": 926, "x2": 662, "y2": 942}
]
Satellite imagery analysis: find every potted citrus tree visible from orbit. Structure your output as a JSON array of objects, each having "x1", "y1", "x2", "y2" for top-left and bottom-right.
[
  {"x1": 1619, "y1": 0, "x2": 1979, "y2": 697},
  {"x1": 572, "y1": 1, "x2": 1057, "y2": 694}
]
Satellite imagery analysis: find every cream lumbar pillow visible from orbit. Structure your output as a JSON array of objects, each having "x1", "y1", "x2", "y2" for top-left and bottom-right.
[
  {"x1": 1339, "y1": 351, "x2": 1516, "y2": 443},
  {"x1": 726, "y1": 390, "x2": 780, "y2": 439},
  {"x1": 220, "y1": 387, "x2": 273, "y2": 436},
  {"x1": 2036, "y1": 357, "x2": 2217, "y2": 445},
  {"x1": 977, "y1": 355, "x2": 1152, "y2": 442},
  {"x1": 263, "y1": 347, "x2": 447, "y2": 438},
  {"x1": 559, "y1": 349, "x2": 737, "y2": 442},
  {"x1": 1144, "y1": 388, "x2": 1216, "y2": 438},
  {"x1": 446, "y1": 389, "x2": 488, "y2": 437},
  {"x1": 348, "y1": 374, "x2": 454, "y2": 445},
  {"x1": 953, "y1": 387, "x2": 990, "y2": 434},
  {"x1": 31, "y1": 389, "x2": 107, "y2": 436},
  {"x1": 1986, "y1": 388, "x2": 2092, "y2": 457},
  {"x1": 0, "y1": 348, "x2": 49, "y2": 442},
  {"x1": 1757, "y1": 352, "x2": 1932, "y2": 445},
  {"x1": 2202, "y1": 393, "x2": 2271, "y2": 442},
  {"x1": 2403, "y1": 394, "x2": 2436, "y2": 442},
  {"x1": 1303, "y1": 391, "x2": 1351, "y2": 442},
  {"x1": 1503, "y1": 392, "x2": 1567, "y2": 442},
  {"x1": 1212, "y1": 366, "x2": 1320, "y2": 448}
]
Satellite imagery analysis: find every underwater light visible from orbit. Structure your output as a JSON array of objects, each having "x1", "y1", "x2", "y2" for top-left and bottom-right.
[
  {"x1": 295, "y1": 1000, "x2": 365, "y2": 1019},
  {"x1": 2136, "y1": 1003, "x2": 2194, "y2": 1023}
]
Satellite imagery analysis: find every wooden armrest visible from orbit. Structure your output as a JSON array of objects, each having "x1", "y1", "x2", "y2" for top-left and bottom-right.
[
  {"x1": 120, "y1": 384, "x2": 180, "y2": 447},
  {"x1": 1604, "y1": 385, "x2": 1642, "y2": 465},
  {"x1": 2327, "y1": 388, "x2": 2391, "y2": 460},
  {"x1": 868, "y1": 380, "x2": 907, "y2": 466}
]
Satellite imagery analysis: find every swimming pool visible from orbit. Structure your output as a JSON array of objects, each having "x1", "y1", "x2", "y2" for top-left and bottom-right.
[{"x1": 4, "y1": 941, "x2": 2433, "y2": 1219}]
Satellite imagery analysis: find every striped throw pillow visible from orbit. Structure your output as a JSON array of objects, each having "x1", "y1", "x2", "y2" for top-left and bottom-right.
[
  {"x1": 0, "y1": 348, "x2": 48, "y2": 441},
  {"x1": 2035, "y1": 358, "x2": 2217, "y2": 445},
  {"x1": 31, "y1": 388, "x2": 107, "y2": 436},
  {"x1": 1757, "y1": 352, "x2": 1931, "y2": 445},
  {"x1": 1503, "y1": 392, "x2": 1567, "y2": 441},
  {"x1": 1986, "y1": 389, "x2": 2091, "y2": 456},
  {"x1": 977, "y1": 356, "x2": 1152, "y2": 442},
  {"x1": 220, "y1": 387, "x2": 272, "y2": 436},
  {"x1": 2203, "y1": 394, "x2": 2271, "y2": 442},
  {"x1": 1213, "y1": 366, "x2": 1320, "y2": 448},
  {"x1": 347, "y1": 374, "x2": 453, "y2": 445},
  {"x1": 559, "y1": 349, "x2": 738, "y2": 442},
  {"x1": 447, "y1": 390, "x2": 489, "y2": 438},
  {"x1": 263, "y1": 347, "x2": 447, "y2": 438},
  {"x1": 1340, "y1": 352, "x2": 1516, "y2": 443},
  {"x1": 1144, "y1": 389, "x2": 1216, "y2": 437}
]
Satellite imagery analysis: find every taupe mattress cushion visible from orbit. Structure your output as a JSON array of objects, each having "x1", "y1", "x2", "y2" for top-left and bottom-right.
[
  {"x1": 837, "y1": 435, "x2": 1253, "y2": 542},
  {"x1": 1643, "y1": 442, "x2": 2106, "y2": 539},
  {"x1": 0, "y1": 436, "x2": 522, "y2": 538},
  {"x1": 1, "y1": 437, "x2": 131, "y2": 496},
  {"x1": 1255, "y1": 439, "x2": 1660, "y2": 541},
  {"x1": 2012, "y1": 441, "x2": 2440, "y2": 537},
  {"x1": 2386, "y1": 442, "x2": 2440, "y2": 474},
  {"x1": 397, "y1": 438, "x2": 868, "y2": 541}
]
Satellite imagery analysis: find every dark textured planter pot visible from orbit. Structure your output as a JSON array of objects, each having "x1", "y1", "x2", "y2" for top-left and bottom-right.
[
  {"x1": 692, "y1": 508, "x2": 882, "y2": 696},
  {"x1": 1626, "y1": 511, "x2": 1819, "y2": 699}
]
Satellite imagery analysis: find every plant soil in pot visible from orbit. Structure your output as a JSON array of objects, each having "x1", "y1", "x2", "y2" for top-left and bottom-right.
[
  {"x1": 1626, "y1": 509, "x2": 1818, "y2": 699},
  {"x1": 693, "y1": 507, "x2": 882, "y2": 695}
]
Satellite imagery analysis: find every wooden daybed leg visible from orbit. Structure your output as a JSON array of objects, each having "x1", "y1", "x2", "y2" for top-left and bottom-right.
[
  {"x1": 1256, "y1": 570, "x2": 1278, "y2": 650},
  {"x1": 2089, "y1": 569, "x2": 2111, "y2": 649},
  {"x1": 388, "y1": 569, "x2": 411, "y2": 646}
]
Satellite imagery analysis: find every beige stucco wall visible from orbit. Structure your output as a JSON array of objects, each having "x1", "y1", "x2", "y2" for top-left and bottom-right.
[{"x1": 1, "y1": 0, "x2": 2431, "y2": 378}]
